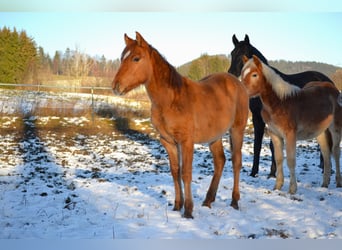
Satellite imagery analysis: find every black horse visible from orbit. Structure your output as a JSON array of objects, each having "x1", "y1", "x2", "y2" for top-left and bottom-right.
[{"x1": 228, "y1": 34, "x2": 333, "y2": 177}]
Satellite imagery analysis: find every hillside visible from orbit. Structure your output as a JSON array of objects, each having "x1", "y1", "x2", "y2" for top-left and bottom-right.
[
  {"x1": 177, "y1": 55, "x2": 342, "y2": 89},
  {"x1": 268, "y1": 60, "x2": 340, "y2": 77}
]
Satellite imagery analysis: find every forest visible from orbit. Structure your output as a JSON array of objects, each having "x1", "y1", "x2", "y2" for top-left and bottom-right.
[
  {"x1": 0, "y1": 27, "x2": 120, "y2": 87},
  {"x1": 1, "y1": 26, "x2": 341, "y2": 90}
]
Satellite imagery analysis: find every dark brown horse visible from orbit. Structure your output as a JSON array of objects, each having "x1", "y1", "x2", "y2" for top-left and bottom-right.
[
  {"x1": 228, "y1": 34, "x2": 333, "y2": 178},
  {"x1": 241, "y1": 55, "x2": 341, "y2": 193},
  {"x1": 112, "y1": 32, "x2": 249, "y2": 218}
]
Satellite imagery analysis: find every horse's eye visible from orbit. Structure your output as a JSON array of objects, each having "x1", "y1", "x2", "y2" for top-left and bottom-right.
[
  {"x1": 133, "y1": 57, "x2": 140, "y2": 62},
  {"x1": 252, "y1": 73, "x2": 258, "y2": 78}
]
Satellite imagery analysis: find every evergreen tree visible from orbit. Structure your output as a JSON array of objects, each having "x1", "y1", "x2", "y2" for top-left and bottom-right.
[
  {"x1": 52, "y1": 51, "x2": 62, "y2": 75},
  {"x1": 0, "y1": 26, "x2": 38, "y2": 83}
]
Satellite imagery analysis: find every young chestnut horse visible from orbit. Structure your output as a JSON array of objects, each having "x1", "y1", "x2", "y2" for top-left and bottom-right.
[
  {"x1": 228, "y1": 34, "x2": 333, "y2": 178},
  {"x1": 112, "y1": 32, "x2": 249, "y2": 218},
  {"x1": 241, "y1": 55, "x2": 342, "y2": 194}
]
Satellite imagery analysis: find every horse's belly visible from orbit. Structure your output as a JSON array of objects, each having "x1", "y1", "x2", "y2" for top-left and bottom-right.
[
  {"x1": 194, "y1": 116, "x2": 232, "y2": 144},
  {"x1": 296, "y1": 115, "x2": 333, "y2": 140}
]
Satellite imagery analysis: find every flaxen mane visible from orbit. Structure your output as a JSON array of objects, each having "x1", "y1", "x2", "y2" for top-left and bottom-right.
[{"x1": 260, "y1": 61, "x2": 300, "y2": 100}]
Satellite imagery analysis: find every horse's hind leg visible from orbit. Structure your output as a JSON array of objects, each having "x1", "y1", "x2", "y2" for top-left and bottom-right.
[
  {"x1": 229, "y1": 127, "x2": 245, "y2": 210},
  {"x1": 316, "y1": 131, "x2": 332, "y2": 188},
  {"x1": 285, "y1": 133, "x2": 297, "y2": 194},
  {"x1": 202, "y1": 139, "x2": 225, "y2": 208},
  {"x1": 330, "y1": 128, "x2": 341, "y2": 187}
]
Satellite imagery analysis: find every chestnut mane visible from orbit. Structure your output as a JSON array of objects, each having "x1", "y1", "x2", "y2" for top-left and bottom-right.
[{"x1": 150, "y1": 46, "x2": 183, "y2": 90}]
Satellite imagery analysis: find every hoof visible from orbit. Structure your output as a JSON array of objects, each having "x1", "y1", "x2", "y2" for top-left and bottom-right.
[
  {"x1": 172, "y1": 201, "x2": 183, "y2": 211},
  {"x1": 183, "y1": 211, "x2": 194, "y2": 219},
  {"x1": 250, "y1": 172, "x2": 258, "y2": 178},
  {"x1": 230, "y1": 200, "x2": 239, "y2": 210},
  {"x1": 267, "y1": 173, "x2": 276, "y2": 179},
  {"x1": 202, "y1": 201, "x2": 212, "y2": 209},
  {"x1": 173, "y1": 206, "x2": 182, "y2": 212}
]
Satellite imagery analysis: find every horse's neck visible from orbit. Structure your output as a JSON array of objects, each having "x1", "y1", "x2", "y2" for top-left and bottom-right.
[
  {"x1": 259, "y1": 83, "x2": 283, "y2": 112},
  {"x1": 252, "y1": 47, "x2": 268, "y2": 65},
  {"x1": 145, "y1": 51, "x2": 183, "y2": 106}
]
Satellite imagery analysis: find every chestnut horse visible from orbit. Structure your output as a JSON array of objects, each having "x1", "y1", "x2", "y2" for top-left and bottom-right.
[
  {"x1": 228, "y1": 34, "x2": 333, "y2": 178},
  {"x1": 241, "y1": 55, "x2": 342, "y2": 194},
  {"x1": 112, "y1": 32, "x2": 249, "y2": 218}
]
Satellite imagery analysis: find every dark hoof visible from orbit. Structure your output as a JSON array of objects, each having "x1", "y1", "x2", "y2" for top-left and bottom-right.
[
  {"x1": 202, "y1": 201, "x2": 212, "y2": 208},
  {"x1": 183, "y1": 212, "x2": 194, "y2": 219},
  {"x1": 267, "y1": 173, "x2": 276, "y2": 179},
  {"x1": 202, "y1": 197, "x2": 214, "y2": 208},
  {"x1": 230, "y1": 200, "x2": 239, "y2": 210},
  {"x1": 172, "y1": 202, "x2": 183, "y2": 211},
  {"x1": 250, "y1": 172, "x2": 258, "y2": 178}
]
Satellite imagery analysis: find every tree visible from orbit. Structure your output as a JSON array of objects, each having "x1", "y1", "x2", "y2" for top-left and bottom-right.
[
  {"x1": 52, "y1": 50, "x2": 62, "y2": 75},
  {"x1": 188, "y1": 60, "x2": 202, "y2": 81},
  {"x1": 0, "y1": 26, "x2": 38, "y2": 83}
]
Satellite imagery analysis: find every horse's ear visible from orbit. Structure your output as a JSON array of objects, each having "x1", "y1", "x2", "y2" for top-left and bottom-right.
[
  {"x1": 252, "y1": 55, "x2": 262, "y2": 69},
  {"x1": 244, "y1": 34, "x2": 250, "y2": 44},
  {"x1": 124, "y1": 33, "x2": 134, "y2": 46},
  {"x1": 242, "y1": 55, "x2": 249, "y2": 64},
  {"x1": 232, "y1": 34, "x2": 239, "y2": 46},
  {"x1": 136, "y1": 31, "x2": 149, "y2": 48}
]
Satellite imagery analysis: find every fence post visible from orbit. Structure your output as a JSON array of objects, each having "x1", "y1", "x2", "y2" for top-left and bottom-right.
[{"x1": 91, "y1": 86, "x2": 95, "y2": 123}]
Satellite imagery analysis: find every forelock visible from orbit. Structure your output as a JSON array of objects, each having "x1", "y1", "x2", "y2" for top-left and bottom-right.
[{"x1": 241, "y1": 58, "x2": 255, "y2": 79}]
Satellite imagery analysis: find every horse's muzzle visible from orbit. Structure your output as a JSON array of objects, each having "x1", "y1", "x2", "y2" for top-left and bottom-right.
[{"x1": 112, "y1": 82, "x2": 123, "y2": 96}]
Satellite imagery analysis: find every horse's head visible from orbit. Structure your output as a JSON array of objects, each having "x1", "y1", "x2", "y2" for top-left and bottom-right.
[
  {"x1": 241, "y1": 55, "x2": 265, "y2": 97},
  {"x1": 228, "y1": 34, "x2": 268, "y2": 77},
  {"x1": 112, "y1": 32, "x2": 153, "y2": 95}
]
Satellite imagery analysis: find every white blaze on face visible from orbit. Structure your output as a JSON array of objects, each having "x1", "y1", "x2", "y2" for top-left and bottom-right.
[
  {"x1": 242, "y1": 67, "x2": 251, "y2": 80},
  {"x1": 122, "y1": 50, "x2": 131, "y2": 61}
]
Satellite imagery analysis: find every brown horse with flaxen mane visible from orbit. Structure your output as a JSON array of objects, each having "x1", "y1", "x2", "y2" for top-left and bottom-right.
[
  {"x1": 112, "y1": 32, "x2": 249, "y2": 218},
  {"x1": 241, "y1": 55, "x2": 342, "y2": 194}
]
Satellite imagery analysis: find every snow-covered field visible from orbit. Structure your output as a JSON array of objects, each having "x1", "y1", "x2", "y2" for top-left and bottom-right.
[{"x1": 0, "y1": 90, "x2": 341, "y2": 239}]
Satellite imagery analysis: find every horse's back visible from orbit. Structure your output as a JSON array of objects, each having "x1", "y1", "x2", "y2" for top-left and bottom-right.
[
  {"x1": 198, "y1": 72, "x2": 248, "y2": 108},
  {"x1": 278, "y1": 69, "x2": 333, "y2": 87},
  {"x1": 303, "y1": 81, "x2": 338, "y2": 91},
  {"x1": 199, "y1": 72, "x2": 244, "y2": 93}
]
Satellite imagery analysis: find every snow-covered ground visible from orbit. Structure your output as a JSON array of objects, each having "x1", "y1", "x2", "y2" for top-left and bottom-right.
[{"x1": 0, "y1": 91, "x2": 341, "y2": 239}]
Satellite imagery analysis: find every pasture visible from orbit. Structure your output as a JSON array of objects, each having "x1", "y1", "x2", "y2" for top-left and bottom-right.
[{"x1": 0, "y1": 88, "x2": 341, "y2": 239}]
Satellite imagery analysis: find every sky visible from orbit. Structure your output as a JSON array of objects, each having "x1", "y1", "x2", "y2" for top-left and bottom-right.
[{"x1": 0, "y1": 1, "x2": 342, "y2": 67}]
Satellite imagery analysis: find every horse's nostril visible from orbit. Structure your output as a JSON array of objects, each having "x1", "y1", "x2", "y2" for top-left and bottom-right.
[{"x1": 113, "y1": 83, "x2": 122, "y2": 95}]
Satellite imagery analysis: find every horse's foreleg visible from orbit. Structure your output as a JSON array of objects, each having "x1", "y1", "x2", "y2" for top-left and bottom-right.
[
  {"x1": 180, "y1": 141, "x2": 194, "y2": 219},
  {"x1": 285, "y1": 134, "x2": 297, "y2": 194},
  {"x1": 270, "y1": 133, "x2": 284, "y2": 191},
  {"x1": 160, "y1": 138, "x2": 183, "y2": 211},
  {"x1": 202, "y1": 139, "x2": 225, "y2": 208},
  {"x1": 317, "y1": 131, "x2": 331, "y2": 188}
]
